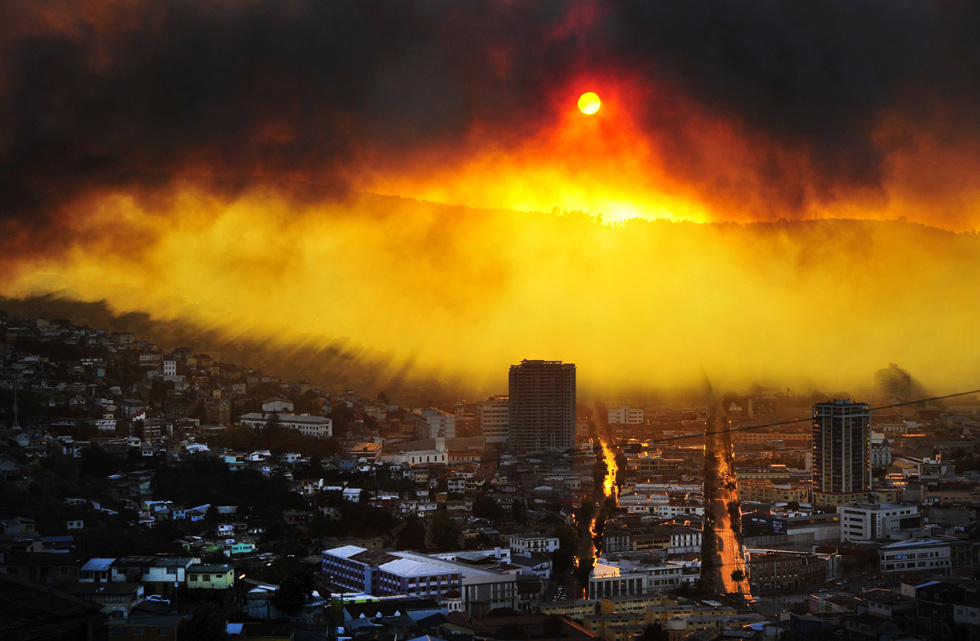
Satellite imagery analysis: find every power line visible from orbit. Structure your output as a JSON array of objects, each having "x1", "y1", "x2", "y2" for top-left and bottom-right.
[{"x1": 640, "y1": 387, "x2": 980, "y2": 445}]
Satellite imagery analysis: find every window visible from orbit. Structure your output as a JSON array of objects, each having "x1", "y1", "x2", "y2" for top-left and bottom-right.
[{"x1": 131, "y1": 626, "x2": 144, "y2": 635}]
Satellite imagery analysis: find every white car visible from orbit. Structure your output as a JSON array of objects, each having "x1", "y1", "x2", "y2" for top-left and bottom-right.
[{"x1": 145, "y1": 595, "x2": 171, "y2": 604}]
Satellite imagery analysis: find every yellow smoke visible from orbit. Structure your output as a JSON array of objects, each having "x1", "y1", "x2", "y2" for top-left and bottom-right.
[{"x1": 5, "y1": 187, "x2": 980, "y2": 395}]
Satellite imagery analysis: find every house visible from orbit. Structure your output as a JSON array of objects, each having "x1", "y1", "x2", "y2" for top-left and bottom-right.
[
  {"x1": 0, "y1": 572, "x2": 109, "y2": 639},
  {"x1": 108, "y1": 614, "x2": 182, "y2": 641},
  {"x1": 66, "y1": 581, "x2": 145, "y2": 620},
  {"x1": 109, "y1": 557, "x2": 198, "y2": 596},
  {"x1": 0, "y1": 552, "x2": 81, "y2": 586},
  {"x1": 186, "y1": 564, "x2": 235, "y2": 590},
  {"x1": 261, "y1": 398, "x2": 294, "y2": 413},
  {"x1": 79, "y1": 558, "x2": 115, "y2": 583}
]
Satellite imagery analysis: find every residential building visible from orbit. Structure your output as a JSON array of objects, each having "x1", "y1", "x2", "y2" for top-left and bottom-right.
[
  {"x1": 509, "y1": 535, "x2": 560, "y2": 555},
  {"x1": 186, "y1": 564, "x2": 235, "y2": 590},
  {"x1": 477, "y1": 396, "x2": 509, "y2": 444},
  {"x1": 870, "y1": 439, "x2": 892, "y2": 467},
  {"x1": 413, "y1": 409, "x2": 456, "y2": 439},
  {"x1": 66, "y1": 582, "x2": 144, "y2": 620},
  {"x1": 607, "y1": 407, "x2": 643, "y2": 425},
  {"x1": 508, "y1": 360, "x2": 576, "y2": 453},
  {"x1": 109, "y1": 557, "x2": 197, "y2": 596},
  {"x1": 744, "y1": 549, "x2": 838, "y2": 595},
  {"x1": 812, "y1": 400, "x2": 871, "y2": 506},
  {"x1": 875, "y1": 363, "x2": 911, "y2": 403}
]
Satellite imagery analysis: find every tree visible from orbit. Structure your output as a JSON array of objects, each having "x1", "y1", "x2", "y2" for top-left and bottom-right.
[
  {"x1": 473, "y1": 494, "x2": 502, "y2": 520},
  {"x1": 264, "y1": 411, "x2": 280, "y2": 432},
  {"x1": 511, "y1": 498, "x2": 527, "y2": 525},
  {"x1": 731, "y1": 569, "x2": 745, "y2": 585},
  {"x1": 430, "y1": 510, "x2": 461, "y2": 551},
  {"x1": 270, "y1": 572, "x2": 314, "y2": 617},
  {"x1": 638, "y1": 622, "x2": 669, "y2": 641},
  {"x1": 182, "y1": 603, "x2": 227, "y2": 641},
  {"x1": 543, "y1": 615, "x2": 565, "y2": 638}
]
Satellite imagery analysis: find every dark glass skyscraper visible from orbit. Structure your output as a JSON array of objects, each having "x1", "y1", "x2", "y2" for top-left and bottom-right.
[
  {"x1": 812, "y1": 400, "x2": 872, "y2": 506},
  {"x1": 508, "y1": 359, "x2": 576, "y2": 453}
]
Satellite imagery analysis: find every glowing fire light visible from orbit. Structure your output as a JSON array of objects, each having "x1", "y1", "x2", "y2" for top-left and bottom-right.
[{"x1": 578, "y1": 91, "x2": 601, "y2": 115}]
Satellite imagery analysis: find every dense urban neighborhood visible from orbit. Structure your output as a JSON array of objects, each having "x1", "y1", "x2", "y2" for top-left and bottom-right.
[{"x1": 1, "y1": 312, "x2": 978, "y2": 640}]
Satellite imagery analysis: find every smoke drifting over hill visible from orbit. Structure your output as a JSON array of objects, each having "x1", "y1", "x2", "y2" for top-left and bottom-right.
[{"x1": 3, "y1": 192, "x2": 979, "y2": 395}]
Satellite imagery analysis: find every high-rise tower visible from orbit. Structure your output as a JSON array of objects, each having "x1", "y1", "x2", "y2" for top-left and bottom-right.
[
  {"x1": 811, "y1": 400, "x2": 872, "y2": 506},
  {"x1": 508, "y1": 360, "x2": 576, "y2": 453}
]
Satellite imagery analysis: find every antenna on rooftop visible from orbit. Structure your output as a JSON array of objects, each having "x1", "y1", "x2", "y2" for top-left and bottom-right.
[{"x1": 11, "y1": 373, "x2": 19, "y2": 430}]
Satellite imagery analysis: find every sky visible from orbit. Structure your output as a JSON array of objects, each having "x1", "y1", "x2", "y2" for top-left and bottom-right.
[{"x1": 2, "y1": 0, "x2": 980, "y2": 396}]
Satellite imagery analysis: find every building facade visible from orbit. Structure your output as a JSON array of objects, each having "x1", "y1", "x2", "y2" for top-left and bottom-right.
[
  {"x1": 812, "y1": 400, "x2": 871, "y2": 506},
  {"x1": 239, "y1": 412, "x2": 332, "y2": 438},
  {"x1": 413, "y1": 409, "x2": 456, "y2": 439},
  {"x1": 508, "y1": 360, "x2": 576, "y2": 453},
  {"x1": 607, "y1": 407, "x2": 643, "y2": 425},
  {"x1": 744, "y1": 550, "x2": 835, "y2": 595},
  {"x1": 476, "y1": 396, "x2": 510, "y2": 444},
  {"x1": 839, "y1": 503, "x2": 921, "y2": 542}
]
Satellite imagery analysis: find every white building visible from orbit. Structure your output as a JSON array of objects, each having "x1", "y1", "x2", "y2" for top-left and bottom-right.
[
  {"x1": 509, "y1": 535, "x2": 560, "y2": 555},
  {"x1": 377, "y1": 557, "x2": 461, "y2": 601},
  {"x1": 871, "y1": 440, "x2": 892, "y2": 467},
  {"x1": 839, "y1": 503, "x2": 920, "y2": 542},
  {"x1": 608, "y1": 407, "x2": 644, "y2": 425},
  {"x1": 162, "y1": 360, "x2": 177, "y2": 377},
  {"x1": 588, "y1": 559, "x2": 688, "y2": 599},
  {"x1": 476, "y1": 396, "x2": 509, "y2": 444},
  {"x1": 322, "y1": 546, "x2": 517, "y2": 613},
  {"x1": 261, "y1": 398, "x2": 294, "y2": 413},
  {"x1": 662, "y1": 525, "x2": 702, "y2": 555},
  {"x1": 239, "y1": 413, "x2": 332, "y2": 438},
  {"x1": 414, "y1": 409, "x2": 456, "y2": 439},
  {"x1": 879, "y1": 537, "x2": 953, "y2": 574},
  {"x1": 651, "y1": 504, "x2": 705, "y2": 519},
  {"x1": 380, "y1": 437, "x2": 448, "y2": 467}
]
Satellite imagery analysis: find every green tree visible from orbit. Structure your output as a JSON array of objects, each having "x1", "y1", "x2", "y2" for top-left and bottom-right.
[
  {"x1": 638, "y1": 622, "x2": 669, "y2": 641},
  {"x1": 430, "y1": 510, "x2": 461, "y2": 551},
  {"x1": 731, "y1": 569, "x2": 745, "y2": 585},
  {"x1": 473, "y1": 494, "x2": 502, "y2": 520},
  {"x1": 264, "y1": 411, "x2": 280, "y2": 432},
  {"x1": 511, "y1": 498, "x2": 527, "y2": 525},
  {"x1": 270, "y1": 572, "x2": 314, "y2": 617},
  {"x1": 543, "y1": 614, "x2": 565, "y2": 638},
  {"x1": 182, "y1": 603, "x2": 227, "y2": 641},
  {"x1": 551, "y1": 525, "x2": 579, "y2": 576}
]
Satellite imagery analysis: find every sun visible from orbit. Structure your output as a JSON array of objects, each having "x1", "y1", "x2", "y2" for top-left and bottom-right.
[{"x1": 578, "y1": 91, "x2": 601, "y2": 115}]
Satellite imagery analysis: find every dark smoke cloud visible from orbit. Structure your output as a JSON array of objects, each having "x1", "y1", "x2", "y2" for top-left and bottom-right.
[{"x1": 1, "y1": 0, "x2": 979, "y2": 232}]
